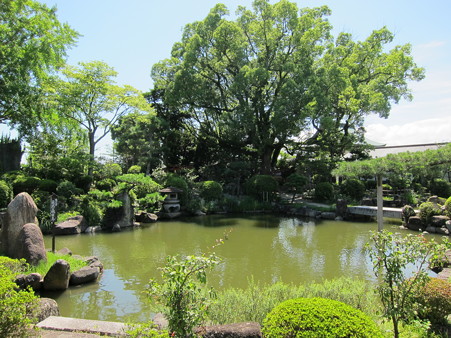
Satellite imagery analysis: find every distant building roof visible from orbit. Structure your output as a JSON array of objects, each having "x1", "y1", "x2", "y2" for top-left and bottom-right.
[
  {"x1": 364, "y1": 137, "x2": 386, "y2": 148},
  {"x1": 369, "y1": 142, "x2": 450, "y2": 158}
]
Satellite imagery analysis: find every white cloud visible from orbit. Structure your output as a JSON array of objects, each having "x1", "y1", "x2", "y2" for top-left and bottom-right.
[{"x1": 366, "y1": 116, "x2": 451, "y2": 146}]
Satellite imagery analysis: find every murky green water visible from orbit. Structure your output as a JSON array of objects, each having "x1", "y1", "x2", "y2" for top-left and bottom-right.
[{"x1": 41, "y1": 215, "x2": 399, "y2": 322}]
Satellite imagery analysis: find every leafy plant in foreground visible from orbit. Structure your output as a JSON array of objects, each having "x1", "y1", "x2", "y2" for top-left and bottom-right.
[
  {"x1": 367, "y1": 230, "x2": 450, "y2": 338},
  {"x1": 147, "y1": 253, "x2": 221, "y2": 337}
]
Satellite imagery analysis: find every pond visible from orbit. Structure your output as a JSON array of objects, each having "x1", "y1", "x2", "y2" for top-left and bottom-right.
[{"x1": 41, "y1": 215, "x2": 409, "y2": 323}]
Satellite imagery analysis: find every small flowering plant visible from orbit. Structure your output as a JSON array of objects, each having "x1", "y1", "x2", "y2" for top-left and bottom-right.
[{"x1": 366, "y1": 230, "x2": 450, "y2": 338}]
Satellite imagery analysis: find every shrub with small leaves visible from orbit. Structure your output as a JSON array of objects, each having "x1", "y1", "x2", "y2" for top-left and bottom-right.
[
  {"x1": 419, "y1": 201, "x2": 442, "y2": 224},
  {"x1": 416, "y1": 277, "x2": 451, "y2": 326},
  {"x1": 262, "y1": 297, "x2": 382, "y2": 337},
  {"x1": 314, "y1": 182, "x2": 334, "y2": 202},
  {"x1": 127, "y1": 165, "x2": 142, "y2": 174},
  {"x1": 401, "y1": 205, "x2": 416, "y2": 224},
  {"x1": 245, "y1": 175, "x2": 278, "y2": 201},
  {"x1": 429, "y1": 178, "x2": 451, "y2": 198},
  {"x1": 444, "y1": 196, "x2": 451, "y2": 218},
  {"x1": 340, "y1": 178, "x2": 366, "y2": 202},
  {"x1": 199, "y1": 180, "x2": 223, "y2": 201},
  {"x1": 0, "y1": 180, "x2": 13, "y2": 208},
  {"x1": 12, "y1": 175, "x2": 41, "y2": 195}
]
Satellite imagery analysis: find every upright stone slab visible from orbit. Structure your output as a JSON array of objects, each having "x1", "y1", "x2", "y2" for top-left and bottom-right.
[
  {"x1": 1, "y1": 192, "x2": 38, "y2": 258},
  {"x1": 17, "y1": 223, "x2": 47, "y2": 265},
  {"x1": 43, "y1": 259, "x2": 71, "y2": 291}
]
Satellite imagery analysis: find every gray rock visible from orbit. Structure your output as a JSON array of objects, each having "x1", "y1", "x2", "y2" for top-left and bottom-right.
[
  {"x1": 85, "y1": 226, "x2": 102, "y2": 233},
  {"x1": 135, "y1": 212, "x2": 158, "y2": 223},
  {"x1": 36, "y1": 298, "x2": 60, "y2": 322},
  {"x1": 446, "y1": 220, "x2": 451, "y2": 232},
  {"x1": 103, "y1": 190, "x2": 134, "y2": 231},
  {"x1": 57, "y1": 247, "x2": 72, "y2": 256},
  {"x1": 15, "y1": 273, "x2": 42, "y2": 291},
  {"x1": 1, "y1": 192, "x2": 38, "y2": 258},
  {"x1": 17, "y1": 223, "x2": 46, "y2": 266},
  {"x1": 70, "y1": 266, "x2": 100, "y2": 285},
  {"x1": 85, "y1": 256, "x2": 104, "y2": 272},
  {"x1": 320, "y1": 211, "x2": 336, "y2": 220},
  {"x1": 407, "y1": 216, "x2": 423, "y2": 231},
  {"x1": 112, "y1": 223, "x2": 121, "y2": 232},
  {"x1": 431, "y1": 215, "x2": 450, "y2": 228},
  {"x1": 43, "y1": 259, "x2": 71, "y2": 291},
  {"x1": 54, "y1": 216, "x2": 85, "y2": 235},
  {"x1": 197, "y1": 322, "x2": 262, "y2": 338}
]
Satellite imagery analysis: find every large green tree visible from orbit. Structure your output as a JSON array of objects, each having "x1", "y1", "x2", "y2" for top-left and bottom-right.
[
  {"x1": 151, "y1": 0, "x2": 423, "y2": 174},
  {"x1": 0, "y1": 0, "x2": 78, "y2": 132},
  {"x1": 47, "y1": 61, "x2": 153, "y2": 174}
]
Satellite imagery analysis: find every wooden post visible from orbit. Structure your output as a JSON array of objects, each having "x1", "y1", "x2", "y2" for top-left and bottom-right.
[{"x1": 376, "y1": 174, "x2": 384, "y2": 231}]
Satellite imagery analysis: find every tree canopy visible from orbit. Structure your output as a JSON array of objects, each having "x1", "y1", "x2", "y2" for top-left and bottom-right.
[
  {"x1": 151, "y1": 0, "x2": 424, "y2": 174},
  {"x1": 0, "y1": 0, "x2": 78, "y2": 132}
]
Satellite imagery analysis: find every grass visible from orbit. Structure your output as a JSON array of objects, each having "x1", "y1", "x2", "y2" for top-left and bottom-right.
[{"x1": 24, "y1": 252, "x2": 87, "y2": 276}]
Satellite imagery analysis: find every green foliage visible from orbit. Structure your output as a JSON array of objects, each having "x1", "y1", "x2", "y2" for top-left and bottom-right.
[
  {"x1": 419, "y1": 202, "x2": 442, "y2": 224},
  {"x1": 314, "y1": 181, "x2": 334, "y2": 202},
  {"x1": 284, "y1": 173, "x2": 308, "y2": 202},
  {"x1": 340, "y1": 178, "x2": 366, "y2": 202},
  {"x1": 0, "y1": 257, "x2": 39, "y2": 337},
  {"x1": 367, "y1": 230, "x2": 451, "y2": 338},
  {"x1": 138, "y1": 192, "x2": 165, "y2": 213},
  {"x1": 165, "y1": 174, "x2": 189, "y2": 204},
  {"x1": 100, "y1": 163, "x2": 123, "y2": 179},
  {"x1": 416, "y1": 278, "x2": 451, "y2": 326},
  {"x1": 95, "y1": 178, "x2": 117, "y2": 191},
  {"x1": 56, "y1": 180, "x2": 82, "y2": 199},
  {"x1": 429, "y1": 178, "x2": 451, "y2": 198},
  {"x1": 128, "y1": 165, "x2": 142, "y2": 174},
  {"x1": 208, "y1": 277, "x2": 378, "y2": 326},
  {"x1": 444, "y1": 197, "x2": 451, "y2": 218},
  {"x1": 401, "y1": 205, "x2": 416, "y2": 224},
  {"x1": 245, "y1": 175, "x2": 279, "y2": 201},
  {"x1": 0, "y1": 180, "x2": 13, "y2": 208},
  {"x1": 262, "y1": 297, "x2": 382, "y2": 338},
  {"x1": 125, "y1": 321, "x2": 168, "y2": 338},
  {"x1": 12, "y1": 175, "x2": 41, "y2": 195},
  {"x1": 24, "y1": 252, "x2": 87, "y2": 277},
  {"x1": 117, "y1": 173, "x2": 161, "y2": 198},
  {"x1": 56, "y1": 211, "x2": 79, "y2": 223},
  {"x1": 79, "y1": 196, "x2": 103, "y2": 228},
  {"x1": 147, "y1": 253, "x2": 220, "y2": 337},
  {"x1": 199, "y1": 180, "x2": 223, "y2": 202},
  {"x1": 37, "y1": 178, "x2": 58, "y2": 193}
]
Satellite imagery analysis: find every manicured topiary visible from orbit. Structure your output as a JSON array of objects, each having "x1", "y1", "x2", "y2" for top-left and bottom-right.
[
  {"x1": 12, "y1": 175, "x2": 41, "y2": 195},
  {"x1": 416, "y1": 278, "x2": 451, "y2": 326},
  {"x1": 419, "y1": 202, "x2": 442, "y2": 224},
  {"x1": 444, "y1": 197, "x2": 451, "y2": 218},
  {"x1": 340, "y1": 178, "x2": 366, "y2": 202},
  {"x1": 314, "y1": 182, "x2": 334, "y2": 202},
  {"x1": 0, "y1": 180, "x2": 13, "y2": 208},
  {"x1": 38, "y1": 178, "x2": 58, "y2": 193},
  {"x1": 262, "y1": 297, "x2": 382, "y2": 338},
  {"x1": 199, "y1": 181, "x2": 223, "y2": 201},
  {"x1": 127, "y1": 165, "x2": 142, "y2": 174},
  {"x1": 96, "y1": 178, "x2": 117, "y2": 191}
]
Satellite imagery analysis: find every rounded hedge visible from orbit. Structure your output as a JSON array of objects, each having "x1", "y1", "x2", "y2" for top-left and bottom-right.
[
  {"x1": 0, "y1": 180, "x2": 13, "y2": 208},
  {"x1": 340, "y1": 178, "x2": 366, "y2": 202},
  {"x1": 314, "y1": 182, "x2": 334, "y2": 202},
  {"x1": 429, "y1": 178, "x2": 451, "y2": 198},
  {"x1": 199, "y1": 180, "x2": 223, "y2": 201},
  {"x1": 419, "y1": 201, "x2": 442, "y2": 224},
  {"x1": 12, "y1": 176, "x2": 41, "y2": 195},
  {"x1": 416, "y1": 278, "x2": 451, "y2": 326},
  {"x1": 262, "y1": 297, "x2": 382, "y2": 338}
]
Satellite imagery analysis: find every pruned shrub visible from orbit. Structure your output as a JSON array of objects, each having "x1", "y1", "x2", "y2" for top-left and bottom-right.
[
  {"x1": 245, "y1": 175, "x2": 278, "y2": 201},
  {"x1": 96, "y1": 178, "x2": 117, "y2": 191},
  {"x1": 12, "y1": 176, "x2": 41, "y2": 195},
  {"x1": 0, "y1": 257, "x2": 39, "y2": 337},
  {"x1": 429, "y1": 178, "x2": 451, "y2": 198},
  {"x1": 314, "y1": 182, "x2": 334, "y2": 202},
  {"x1": 199, "y1": 181, "x2": 223, "y2": 201},
  {"x1": 340, "y1": 178, "x2": 366, "y2": 202},
  {"x1": 401, "y1": 205, "x2": 416, "y2": 224},
  {"x1": 445, "y1": 196, "x2": 451, "y2": 218},
  {"x1": 418, "y1": 202, "x2": 442, "y2": 224},
  {"x1": 262, "y1": 297, "x2": 382, "y2": 337},
  {"x1": 38, "y1": 179, "x2": 58, "y2": 193},
  {"x1": 0, "y1": 180, "x2": 13, "y2": 208},
  {"x1": 416, "y1": 278, "x2": 451, "y2": 326},
  {"x1": 127, "y1": 165, "x2": 142, "y2": 174}
]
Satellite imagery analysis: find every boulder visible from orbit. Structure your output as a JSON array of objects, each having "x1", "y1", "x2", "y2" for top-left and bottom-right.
[
  {"x1": 102, "y1": 190, "x2": 134, "y2": 231},
  {"x1": 135, "y1": 212, "x2": 158, "y2": 223},
  {"x1": 17, "y1": 223, "x2": 46, "y2": 265},
  {"x1": 54, "y1": 215, "x2": 86, "y2": 235},
  {"x1": 85, "y1": 226, "x2": 102, "y2": 233},
  {"x1": 70, "y1": 266, "x2": 100, "y2": 286},
  {"x1": 1, "y1": 192, "x2": 38, "y2": 257},
  {"x1": 85, "y1": 256, "x2": 104, "y2": 273},
  {"x1": 43, "y1": 259, "x2": 71, "y2": 291},
  {"x1": 197, "y1": 322, "x2": 262, "y2": 338},
  {"x1": 431, "y1": 215, "x2": 450, "y2": 228},
  {"x1": 15, "y1": 273, "x2": 42, "y2": 291},
  {"x1": 320, "y1": 212, "x2": 336, "y2": 220},
  {"x1": 57, "y1": 247, "x2": 72, "y2": 256},
  {"x1": 407, "y1": 216, "x2": 424, "y2": 231},
  {"x1": 446, "y1": 220, "x2": 451, "y2": 233},
  {"x1": 35, "y1": 298, "x2": 60, "y2": 322}
]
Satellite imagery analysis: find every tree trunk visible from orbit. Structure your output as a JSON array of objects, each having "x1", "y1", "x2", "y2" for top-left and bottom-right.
[
  {"x1": 88, "y1": 132, "x2": 96, "y2": 177},
  {"x1": 260, "y1": 146, "x2": 274, "y2": 175}
]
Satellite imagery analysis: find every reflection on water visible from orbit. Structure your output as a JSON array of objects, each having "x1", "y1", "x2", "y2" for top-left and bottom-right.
[{"x1": 41, "y1": 215, "x2": 405, "y2": 322}]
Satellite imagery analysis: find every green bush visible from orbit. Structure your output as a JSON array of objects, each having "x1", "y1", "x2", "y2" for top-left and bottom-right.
[
  {"x1": 165, "y1": 174, "x2": 189, "y2": 204},
  {"x1": 416, "y1": 278, "x2": 451, "y2": 326},
  {"x1": 127, "y1": 165, "x2": 142, "y2": 174},
  {"x1": 0, "y1": 257, "x2": 39, "y2": 337},
  {"x1": 429, "y1": 178, "x2": 451, "y2": 198},
  {"x1": 444, "y1": 197, "x2": 451, "y2": 218},
  {"x1": 38, "y1": 178, "x2": 58, "y2": 193},
  {"x1": 80, "y1": 197, "x2": 103, "y2": 228},
  {"x1": 99, "y1": 162, "x2": 123, "y2": 179},
  {"x1": 262, "y1": 297, "x2": 382, "y2": 338},
  {"x1": 57, "y1": 180, "x2": 82, "y2": 199},
  {"x1": 418, "y1": 201, "x2": 442, "y2": 224},
  {"x1": 0, "y1": 180, "x2": 13, "y2": 208},
  {"x1": 340, "y1": 178, "x2": 366, "y2": 202},
  {"x1": 96, "y1": 178, "x2": 117, "y2": 191},
  {"x1": 314, "y1": 182, "x2": 334, "y2": 202},
  {"x1": 199, "y1": 180, "x2": 223, "y2": 201},
  {"x1": 245, "y1": 175, "x2": 278, "y2": 201},
  {"x1": 12, "y1": 176, "x2": 41, "y2": 195}
]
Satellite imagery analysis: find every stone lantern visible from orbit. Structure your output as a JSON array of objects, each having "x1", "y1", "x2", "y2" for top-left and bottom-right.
[{"x1": 159, "y1": 187, "x2": 183, "y2": 214}]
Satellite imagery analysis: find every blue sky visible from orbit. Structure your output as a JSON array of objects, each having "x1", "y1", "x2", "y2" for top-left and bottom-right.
[{"x1": 36, "y1": 0, "x2": 451, "y2": 152}]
